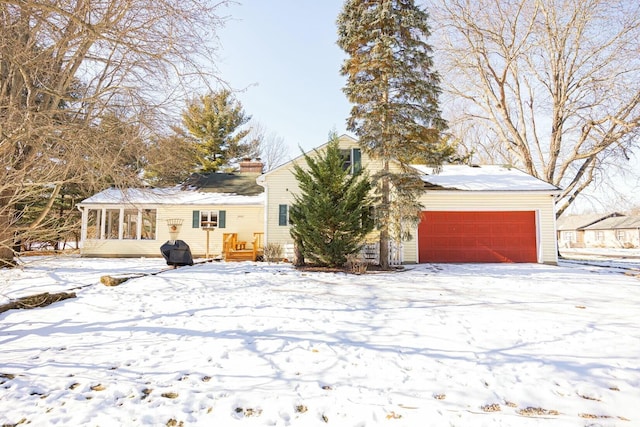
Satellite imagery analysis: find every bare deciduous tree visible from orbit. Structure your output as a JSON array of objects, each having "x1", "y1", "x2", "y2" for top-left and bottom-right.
[
  {"x1": 246, "y1": 122, "x2": 289, "y2": 172},
  {"x1": 0, "y1": 0, "x2": 229, "y2": 266},
  {"x1": 430, "y1": 0, "x2": 640, "y2": 217}
]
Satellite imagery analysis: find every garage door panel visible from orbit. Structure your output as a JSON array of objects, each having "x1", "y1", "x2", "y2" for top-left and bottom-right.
[{"x1": 418, "y1": 211, "x2": 537, "y2": 263}]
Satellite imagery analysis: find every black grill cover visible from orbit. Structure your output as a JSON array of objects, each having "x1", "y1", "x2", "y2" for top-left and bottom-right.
[{"x1": 160, "y1": 240, "x2": 194, "y2": 266}]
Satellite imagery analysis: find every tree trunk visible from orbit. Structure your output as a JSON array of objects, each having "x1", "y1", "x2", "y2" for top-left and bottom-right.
[
  {"x1": 293, "y1": 241, "x2": 305, "y2": 267},
  {"x1": 379, "y1": 160, "x2": 390, "y2": 270},
  {"x1": 0, "y1": 189, "x2": 16, "y2": 268}
]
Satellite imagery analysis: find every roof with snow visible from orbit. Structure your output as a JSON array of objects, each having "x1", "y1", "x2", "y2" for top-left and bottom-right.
[
  {"x1": 556, "y1": 213, "x2": 624, "y2": 231},
  {"x1": 79, "y1": 187, "x2": 264, "y2": 206},
  {"x1": 583, "y1": 215, "x2": 640, "y2": 230},
  {"x1": 411, "y1": 164, "x2": 560, "y2": 192}
]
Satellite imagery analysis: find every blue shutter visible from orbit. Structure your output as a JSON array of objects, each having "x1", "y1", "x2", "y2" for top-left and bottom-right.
[
  {"x1": 278, "y1": 205, "x2": 288, "y2": 226},
  {"x1": 353, "y1": 148, "x2": 362, "y2": 174},
  {"x1": 192, "y1": 210, "x2": 200, "y2": 228},
  {"x1": 218, "y1": 210, "x2": 226, "y2": 228}
]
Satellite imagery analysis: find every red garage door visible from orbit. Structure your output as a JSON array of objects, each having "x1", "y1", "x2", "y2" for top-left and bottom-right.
[{"x1": 418, "y1": 211, "x2": 537, "y2": 263}]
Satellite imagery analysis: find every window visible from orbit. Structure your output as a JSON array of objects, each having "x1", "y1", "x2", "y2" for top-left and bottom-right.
[
  {"x1": 87, "y1": 209, "x2": 102, "y2": 239},
  {"x1": 123, "y1": 209, "x2": 138, "y2": 239},
  {"x1": 105, "y1": 209, "x2": 120, "y2": 239},
  {"x1": 616, "y1": 230, "x2": 625, "y2": 240},
  {"x1": 200, "y1": 210, "x2": 218, "y2": 228},
  {"x1": 563, "y1": 231, "x2": 574, "y2": 242},
  {"x1": 340, "y1": 148, "x2": 362, "y2": 174},
  {"x1": 193, "y1": 210, "x2": 225, "y2": 228},
  {"x1": 596, "y1": 231, "x2": 605, "y2": 241},
  {"x1": 142, "y1": 209, "x2": 156, "y2": 240},
  {"x1": 279, "y1": 204, "x2": 288, "y2": 226},
  {"x1": 85, "y1": 208, "x2": 157, "y2": 240}
]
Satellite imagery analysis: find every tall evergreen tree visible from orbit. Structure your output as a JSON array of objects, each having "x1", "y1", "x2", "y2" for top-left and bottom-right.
[
  {"x1": 337, "y1": 0, "x2": 452, "y2": 268},
  {"x1": 182, "y1": 89, "x2": 256, "y2": 173},
  {"x1": 289, "y1": 136, "x2": 374, "y2": 268}
]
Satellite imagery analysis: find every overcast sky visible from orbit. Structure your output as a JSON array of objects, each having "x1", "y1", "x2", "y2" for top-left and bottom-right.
[{"x1": 217, "y1": 0, "x2": 351, "y2": 156}]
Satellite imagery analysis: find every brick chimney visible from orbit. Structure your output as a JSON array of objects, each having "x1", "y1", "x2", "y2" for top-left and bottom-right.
[{"x1": 238, "y1": 159, "x2": 264, "y2": 174}]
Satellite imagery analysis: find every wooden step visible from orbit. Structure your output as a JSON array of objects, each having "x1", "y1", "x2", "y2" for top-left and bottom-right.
[{"x1": 224, "y1": 249, "x2": 256, "y2": 262}]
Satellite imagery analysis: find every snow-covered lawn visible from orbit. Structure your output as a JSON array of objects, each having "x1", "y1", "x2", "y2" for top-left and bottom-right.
[{"x1": 1, "y1": 256, "x2": 638, "y2": 426}]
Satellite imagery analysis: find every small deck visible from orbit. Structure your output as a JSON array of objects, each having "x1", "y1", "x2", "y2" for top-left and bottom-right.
[{"x1": 222, "y1": 233, "x2": 263, "y2": 262}]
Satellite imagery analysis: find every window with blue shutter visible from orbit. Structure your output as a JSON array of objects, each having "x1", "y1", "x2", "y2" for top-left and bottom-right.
[
  {"x1": 278, "y1": 205, "x2": 288, "y2": 226},
  {"x1": 353, "y1": 148, "x2": 362, "y2": 174}
]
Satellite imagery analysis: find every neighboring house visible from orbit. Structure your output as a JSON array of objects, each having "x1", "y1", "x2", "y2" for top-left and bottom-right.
[
  {"x1": 77, "y1": 161, "x2": 264, "y2": 259},
  {"x1": 257, "y1": 135, "x2": 562, "y2": 264},
  {"x1": 556, "y1": 213, "x2": 623, "y2": 248},
  {"x1": 582, "y1": 216, "x2": 640, "y2": 248}
]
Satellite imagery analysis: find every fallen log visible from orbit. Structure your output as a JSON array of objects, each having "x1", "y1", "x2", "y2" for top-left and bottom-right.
[
  {"x1": 99, "y1": 259, "x2": 215, "y2": 286},
  {"x1": 100, "y1": 273, "x2": 147, "y2": 286},
  {"x1": 0, "y1": 291, "x2": 76, "y2": 314}
]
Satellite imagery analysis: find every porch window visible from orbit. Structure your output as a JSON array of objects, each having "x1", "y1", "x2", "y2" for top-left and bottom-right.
[
  {"x1": 142, "y1": 209, "x2": 157, "y2": 240},
  {"x1": 616, "y1": 230, "x2": 625, "y2": 240},
  {"x1": 105, "y1": 209, "x2": 120, "y2": 239},
  {"x1": 87, "y1": 209, "x2": 102, "y2": 239},
  {"x1": 85, "y1": 208, "x2": 157, "y2": 241},
  {"x1": 563, "y1": 231, "x2": 574, "y2": 242},
  {"x1": 123, "y1": 209, "x2": 138, "y2": 239},
  {"x1": 596, "y1": 231, "x2": 604, "y2": 242}
]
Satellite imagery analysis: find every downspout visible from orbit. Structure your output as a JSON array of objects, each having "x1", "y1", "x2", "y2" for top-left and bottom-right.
[{"x1": 255, "y1": 174, "x2": 268, "y2": 246}]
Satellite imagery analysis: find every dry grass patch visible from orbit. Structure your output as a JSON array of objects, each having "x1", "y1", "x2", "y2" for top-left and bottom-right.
[
  {"x1": 161, "y1": 392, "x2": 179, "y2": 399},
  {"x1": 516, "y1": 407, "x2": 560, "y2": 417},
  {"x1": 234, "y1": 407, "x2": 262, "y2": 417}
]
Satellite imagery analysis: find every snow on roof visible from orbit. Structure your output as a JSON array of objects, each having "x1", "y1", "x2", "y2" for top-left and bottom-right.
[
  {"x1": 79, "y1": 187, "x2": 264, "y2": 206},
  {"x1": 556, "y1": 213, "x2": 623, "y2": 230},
  {"x1": 411, "y1": 164, "x2": 560, "y2": 192},
  {"x1": 584, "y1": 215, "x2": 640, "y2": 230}
]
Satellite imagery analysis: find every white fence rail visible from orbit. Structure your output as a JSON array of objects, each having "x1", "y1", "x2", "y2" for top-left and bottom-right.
[
  {"x1": 282, "y1": 241, "x2": 403, "y2": 266},
  {"x1": 360, "y1": 241, "x2": 403, "y2": 266}
]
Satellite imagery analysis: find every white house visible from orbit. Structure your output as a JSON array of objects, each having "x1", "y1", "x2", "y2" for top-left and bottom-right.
[
  {"x1": 78, "y1": 135, "x2": 561, "y2": 264},
  {"x1": 257, "y1": 135, "x2": 561, "y2": 264}
]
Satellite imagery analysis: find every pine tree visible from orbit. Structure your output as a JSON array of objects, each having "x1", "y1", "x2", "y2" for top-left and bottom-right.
[
  {"x1": 289, "y1": 136, "x2": 374, "y2": 268},
  {"x1": 337, "y1": 0, "x2": 453, "y2": 268},
  {"x1": 182, "y1": 89, "x2": 255, "y2": 173}
]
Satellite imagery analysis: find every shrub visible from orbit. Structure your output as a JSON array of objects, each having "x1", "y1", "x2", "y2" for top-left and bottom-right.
[
  {"x1": 345, "y1": 254, "x2": 368, "y2": 274},
  {"x1": 262, "y1": 243, "x2": 283, "y2": 262}
]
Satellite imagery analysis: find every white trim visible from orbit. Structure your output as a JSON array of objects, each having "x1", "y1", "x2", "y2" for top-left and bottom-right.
[
  {"x1": 536, "y1": 209, "x2": 542, "y2": 263},
  {"x1": 262, "y1": 185, "x2": 270, "y2": 245}
]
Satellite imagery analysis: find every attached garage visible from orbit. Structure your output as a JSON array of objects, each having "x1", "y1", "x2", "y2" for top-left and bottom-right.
[
  {"x1": 418, "y1": 211, "x2": 537, "y2": 263},
  {"x1": 412, "y1": 165, "x2": 561, "y2": 264}
]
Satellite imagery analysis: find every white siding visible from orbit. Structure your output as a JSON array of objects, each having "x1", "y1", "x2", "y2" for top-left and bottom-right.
[
  {"x1": 583, "y1": 229, "x2": 640, "y2": 248},
  {"x1": 80, "y1": 204, "x2": 263, "y2": 258},
  {"x1": 259, "y1": 134, "x2": 559, "y2": 265},
  {"x1": 260, "y1": 135, "x2": 399, "y2": 247}
]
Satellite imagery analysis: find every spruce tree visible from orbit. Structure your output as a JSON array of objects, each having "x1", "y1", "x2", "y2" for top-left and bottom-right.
[
  {"x1": 182, "y1": 89, "x2": 255, "y2": 173},
  {"x1": 289, "y1": 136, "x2": 374, "y2": 268},
  {"x1": 337, "y1": 0, "x2": 453, "y2": 268}
]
